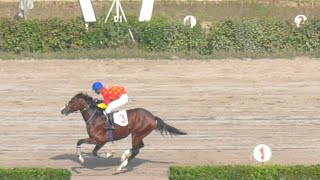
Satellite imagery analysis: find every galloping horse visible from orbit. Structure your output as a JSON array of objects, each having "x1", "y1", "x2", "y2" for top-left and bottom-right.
[{"x1": 61, "y1": 92, "x2": 187, "y2": 171}]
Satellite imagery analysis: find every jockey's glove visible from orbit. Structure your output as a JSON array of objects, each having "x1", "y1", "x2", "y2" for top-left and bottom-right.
[{"x1": 97, "y1": 103, "x2": 107, "y2": 109}]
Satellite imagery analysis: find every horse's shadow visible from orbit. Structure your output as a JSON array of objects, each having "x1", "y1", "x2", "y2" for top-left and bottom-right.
[{"x1": 51, "y1": 152, "x2": 172, "y2": 174}]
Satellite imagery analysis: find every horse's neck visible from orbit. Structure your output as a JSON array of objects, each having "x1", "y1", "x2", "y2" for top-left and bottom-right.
[{"x1": 81, "y1": 109, "x2": 95, "y2": 123}]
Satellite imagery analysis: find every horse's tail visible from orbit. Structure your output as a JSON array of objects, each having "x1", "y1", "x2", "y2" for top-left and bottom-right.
[{"x1": 155, "y1": 117, "x2": 187, "y2": 136}]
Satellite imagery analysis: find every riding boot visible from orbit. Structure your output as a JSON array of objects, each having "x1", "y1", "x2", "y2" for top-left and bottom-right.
[{"x1": 106, "y1": 113, "x2": 115, "y2": 130}]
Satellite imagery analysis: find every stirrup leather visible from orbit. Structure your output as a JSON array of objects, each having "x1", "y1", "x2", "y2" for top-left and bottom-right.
[{"x1": 106, "y1": 113, "x2": 115, "y2": 130}]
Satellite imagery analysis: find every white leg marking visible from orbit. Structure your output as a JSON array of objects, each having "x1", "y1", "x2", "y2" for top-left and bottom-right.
[
  {"x1": 117, "y1": 159, "x2": 128, "y2": 171},
  {"x1": 78, "y1": 155, "x2": 84, "y2": 164},
  {"x1": 121, "y1": 149, "x2": 132, "y2": 162},
  {"x1": 76, "y1": 147, "x2": 81, "y2": 156},
  {"x1": 77, "y1": 146, "x2": 84, "y2": 163}
]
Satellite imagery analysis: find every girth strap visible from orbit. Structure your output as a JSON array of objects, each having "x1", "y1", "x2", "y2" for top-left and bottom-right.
[{"x1": 108, "y1": 130, "x2": 114, "y2": 144}]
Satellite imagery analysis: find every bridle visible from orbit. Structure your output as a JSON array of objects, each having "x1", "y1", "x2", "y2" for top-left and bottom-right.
[
  {"x1": 80, "y1": 104, "x2": 91, "y2": 113},
  {"x1": 64, "y1": 100, "x2": 98, "y2": 125}
]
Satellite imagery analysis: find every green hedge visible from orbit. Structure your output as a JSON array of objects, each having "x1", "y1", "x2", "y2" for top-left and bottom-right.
[
  {"x1": 207, "y1": 18, "x2": 320, "y2": 54},
  {"x1": 0, "y1": 168, "x2": 71, "y2": 180},
  {"x1": 134, "y1": 17, "x2": 208, "y2": 54},
  {"x1": 0, "y1": 16, "x2": 319, "y2": 55},
  {"x1": 169, "y1": 165, "x2": 320, "y2": 180}
]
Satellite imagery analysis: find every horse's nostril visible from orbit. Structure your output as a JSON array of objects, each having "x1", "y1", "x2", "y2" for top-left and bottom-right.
[{"x1": 61, "y1": 108, "x2": 68, "y2": 115}]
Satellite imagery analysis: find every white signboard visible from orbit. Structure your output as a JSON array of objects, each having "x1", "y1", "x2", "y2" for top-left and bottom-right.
[
  {"x1": 253, "y1": 144, "x2": 272, "y2": 163},
  {"x1": 139, "y1": 0, "x2": 154, "y2": 22},
  {"x1": 79, "y1": 0, "x2": 97, "y2": 23},
  {"x1": 294, "y1": 15, "x2": 307, "y2": 28},
  {"x1": 183, "y1": 15, "x2": 197, "y2": 28}
]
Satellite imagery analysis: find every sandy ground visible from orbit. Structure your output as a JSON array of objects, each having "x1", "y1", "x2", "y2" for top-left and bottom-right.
[{"x1": 1, "y1": 58, "x2": 320, "y2": 179}]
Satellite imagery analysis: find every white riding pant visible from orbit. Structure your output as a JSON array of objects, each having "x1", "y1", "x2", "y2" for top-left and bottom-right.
[{"x1": 105, "y1": 94, "x2": 128, "y2": 114}]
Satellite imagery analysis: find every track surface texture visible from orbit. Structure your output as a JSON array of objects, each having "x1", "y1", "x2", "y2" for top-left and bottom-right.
[{"x1": 1, "y1": 58, "x2": 320, "y2": 179}]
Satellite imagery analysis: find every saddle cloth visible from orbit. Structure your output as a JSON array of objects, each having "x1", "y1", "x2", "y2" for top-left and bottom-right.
[{"x1": 113, "y1": 110, "x2": 128, "y2": 126}]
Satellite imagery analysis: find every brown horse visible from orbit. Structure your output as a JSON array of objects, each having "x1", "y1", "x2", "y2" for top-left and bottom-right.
[{"x1": 61, "y1": 92, "x2": 187, "y2": 171}]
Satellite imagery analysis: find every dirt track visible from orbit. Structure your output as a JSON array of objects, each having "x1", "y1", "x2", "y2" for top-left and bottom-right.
[{"x1": 1, "y1": 58, "x2": 320, "y2": 180}]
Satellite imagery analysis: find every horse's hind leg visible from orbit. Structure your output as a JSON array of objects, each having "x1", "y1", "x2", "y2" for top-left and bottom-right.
[
  {"x1": 120, "y1": 141, "x2": 144, "y2": 162},
  {"x1": 117, "y1": 136, "x2": 145, "y2": 171},
  {"x1": 127, "y1": 141, "x2": 144, "y2": 162}
]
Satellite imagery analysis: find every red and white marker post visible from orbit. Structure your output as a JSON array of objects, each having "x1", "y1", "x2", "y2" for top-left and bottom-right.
[
  {"x1": 253, "y1": 144, "x2": 272, "y2": 165},
  {"x1": 294, "y1": 15, "x2": 307, "y2": 28},
  {"x1": 183, "y1": 15, "x2": 197, "y2": 28}
]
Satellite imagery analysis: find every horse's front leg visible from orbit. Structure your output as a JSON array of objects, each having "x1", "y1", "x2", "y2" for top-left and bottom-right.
[
  {"x1": 76, "y1": 138, "x2": 99, "y2": 163},
  {"x1": 92, "y1": 143, "x2": 114, "y2": 158}
]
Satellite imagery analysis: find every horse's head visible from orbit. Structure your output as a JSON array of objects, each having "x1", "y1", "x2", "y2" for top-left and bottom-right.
[{"x1": 61, "y1": 92, "x2": 95, "y2": 115}]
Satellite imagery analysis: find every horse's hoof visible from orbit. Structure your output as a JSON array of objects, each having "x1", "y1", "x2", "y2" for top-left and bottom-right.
[
  {"x1": 117, "y1": 166, "x2": 124, "y2": 172},
  {"x1": 117, "y1": 167, "x2": 121, "y2": 172},
  {"x1": 117, "y1": 159, "x2": 128, "y2": 172},
  {"x1": 98, "y1": 152, "x2": 113, "y2": 158},
  {"x1": 98, "y1": 152, "x2": 114, "y2": 158},
  {"x1": 79, "y1": 156, "x2": 84, "y2": 163},
  {"x1": 106, "y1": 152, "x2": 114, "y2": 158}
]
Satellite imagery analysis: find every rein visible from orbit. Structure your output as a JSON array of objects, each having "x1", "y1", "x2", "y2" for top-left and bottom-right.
[{"x1": 80, "y1": 104, "x2": 98, "y2": 125}]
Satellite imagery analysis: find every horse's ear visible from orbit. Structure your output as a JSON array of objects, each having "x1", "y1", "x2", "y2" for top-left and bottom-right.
[{"x1": 77, "y1": 91, "x2": 84, "y2": 96}]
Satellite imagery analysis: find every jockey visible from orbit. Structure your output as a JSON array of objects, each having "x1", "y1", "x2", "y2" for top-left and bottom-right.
[{"x1": 92, "y1": 81, "x2": 128, "y2": 130}]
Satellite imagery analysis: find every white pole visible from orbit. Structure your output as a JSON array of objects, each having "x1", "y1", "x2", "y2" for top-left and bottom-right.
[
  {"x1": 118, "y1": 1, "x2": 126, "y2": 22},
  {"x1": 118, "y1": 0, "x2": 135, "y2": 42},
  {"x1": 116, "y1": 0, "x2": 121, "y2": 22},
  {"x1": 104, "y1": 0, "x2": 116, "y2": 23},
  {"x1": 104, "y1": 0, "x2": 135, "y2": 42}
]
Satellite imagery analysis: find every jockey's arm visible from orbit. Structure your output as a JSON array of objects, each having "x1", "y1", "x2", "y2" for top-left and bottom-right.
[{"x1": 101, "y1": 90, "x2": 110, "y2": 106}]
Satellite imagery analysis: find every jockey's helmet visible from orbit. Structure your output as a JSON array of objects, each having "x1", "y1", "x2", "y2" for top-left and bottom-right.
[{"x1": 92, "y1": 81, "x2": 103, "y2": 91}]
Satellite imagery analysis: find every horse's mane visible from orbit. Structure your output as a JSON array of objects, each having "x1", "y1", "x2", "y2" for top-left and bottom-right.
[
  {"x1": 75, "y1": 92, "x2": 104, "y2": 114},
  {"x1": 76, "y1": 92, "x2": 94, "y2": 103}
]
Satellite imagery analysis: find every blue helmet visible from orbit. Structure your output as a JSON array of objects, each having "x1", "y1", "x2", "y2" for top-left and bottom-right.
[{"x1": 92, "y1": 81, "x2": 103, "y2": 91}]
